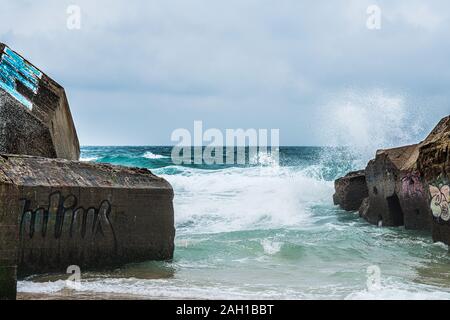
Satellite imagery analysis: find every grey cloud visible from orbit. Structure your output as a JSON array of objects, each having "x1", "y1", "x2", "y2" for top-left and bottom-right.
[{"x1": 0, "y1": 0, "x2": 448, "y2": 145}]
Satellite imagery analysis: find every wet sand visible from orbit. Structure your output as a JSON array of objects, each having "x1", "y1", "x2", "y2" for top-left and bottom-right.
[{"x1": 17, "y1": 290, "x2": 151, "y2": 300}]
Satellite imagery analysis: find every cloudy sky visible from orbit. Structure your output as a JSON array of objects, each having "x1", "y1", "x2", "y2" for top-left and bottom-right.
[{"x1": 1, "y1": 0, "x2": 449, "y2": 146}]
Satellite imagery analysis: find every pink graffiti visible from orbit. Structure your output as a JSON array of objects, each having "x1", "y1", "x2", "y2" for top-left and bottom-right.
[{"x1": 401, "y1": 172, "x2": 424, "y2": 198}]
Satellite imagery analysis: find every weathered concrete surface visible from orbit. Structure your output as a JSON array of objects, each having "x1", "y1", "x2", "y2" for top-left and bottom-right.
[
  {"x1": 362, "y1": 117, "x2": 450, "y2": 230},
  {"x1": 334, "y1": 115, "x2": 449, "y2": 233},
  {"x1": 0, "y1": 154, "x2": 175, "y2": 299},
  {"x1": 333, "y1": 170, "x2": 368, "y2": 211},
  {"x1": 0, "y1": 43, "x2": 80, "y2": 160},
  {"x1": 0, "y1": 183, "x2": 19, "y2": 300},
  {"x1": 363, "y1": 144, "x2": 431, "y2": 229},
  {"x1": 416, "y1": 116, "x2": 450, "y2": 244},
  {"x1": 358, "y1": 197, "x2": 370, "y2": 220},
  {"x1": 363, "y1": 145, "x2": 415, "y2": 227},
  {"x1": 397, "y1": 169, "x2": 431, "y2": 230}
]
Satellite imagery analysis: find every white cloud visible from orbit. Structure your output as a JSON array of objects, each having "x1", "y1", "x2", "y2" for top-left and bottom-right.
[{"x1": 389, "y1": 2, "x2": 445, "y2": 31}]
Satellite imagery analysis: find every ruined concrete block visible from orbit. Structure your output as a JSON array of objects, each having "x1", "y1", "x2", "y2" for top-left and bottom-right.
[
  {"x1": 352, "y1": 116, "x2": 449, "y2": 231},
  {"x1": 0, "y1": 43, "x2": 80, "y2": 160},
  {"x1": 363, "y1": 144, "x2": 431, "y2": 229},
  {"x1": 333, "y1": 146, "x2": 431, "y2": 230},
  {"x1": 417, "y1": 116, "x2": 450, "y2": 245},
  {"x1": 333, "y1": 170, "x2": 368, "y2": 211},
  {"x1": 0, "y1": 154, "x2": 175, "y2": 284},
  {"x1": 363, "y1": 146, "x2": 409, "y2": 227},
  {"x1": 333, "y1": 147, "x2": 431, "y2": 230}
]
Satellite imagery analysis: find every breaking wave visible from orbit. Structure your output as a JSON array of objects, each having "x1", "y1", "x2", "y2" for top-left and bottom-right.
[
  {"x1": 19, "y1": 96, "x2": 449, "y2": 300},
  {"x1": 143, "y1": 151, "x2": 169, "y2": 159}
]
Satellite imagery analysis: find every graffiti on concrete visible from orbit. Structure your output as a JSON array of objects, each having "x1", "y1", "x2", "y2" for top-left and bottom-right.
[
  {"x1": 0, "y1": 46, "x2": 42, "y2": 109},
  {"x1": 429, "y1": 183, "x2": 450, "y2": 222},
  {"x1": 401, "y1": 171, "x2": 424, "y2": 198},
  {"x1": 19, "y1": 191, "x2": 117, "y2": 246}
]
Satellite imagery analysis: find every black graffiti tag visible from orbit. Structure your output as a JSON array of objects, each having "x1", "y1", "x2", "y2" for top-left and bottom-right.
[{"x1": 19, "y1": 191, "x2": 117, "y2": 246}]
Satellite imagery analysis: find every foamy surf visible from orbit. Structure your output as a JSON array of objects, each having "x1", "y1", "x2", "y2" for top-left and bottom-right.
[
  {"x1": 80, "y1": 156, "x2": 99, "y2": 162},
  {"x1": 160, "y1": 165, "x2": 333, "y2": 234},
  {"x1": 18, "y1": 145, "x2": 450, "y2": 300},
  {"x1": 18, "y1": 274, "x2": 450, "y2": 300},
  {"x1": 143, "y1": 151, "x2": 169, "y2": 159}
]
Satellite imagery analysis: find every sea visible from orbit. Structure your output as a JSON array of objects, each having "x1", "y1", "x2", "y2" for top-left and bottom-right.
[{"x1": 17, "y1": 146, "x2": 450, "y2": 300}]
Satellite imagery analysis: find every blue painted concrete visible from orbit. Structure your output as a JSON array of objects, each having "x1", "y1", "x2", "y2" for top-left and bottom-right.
[{"x1": 0, "y1": 46, "x2": 42, "y2": 110}]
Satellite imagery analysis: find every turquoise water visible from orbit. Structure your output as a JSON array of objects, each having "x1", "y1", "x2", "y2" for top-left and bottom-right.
[{"x1": 18, "y1": 146, "x2": 450, "y2": 299}]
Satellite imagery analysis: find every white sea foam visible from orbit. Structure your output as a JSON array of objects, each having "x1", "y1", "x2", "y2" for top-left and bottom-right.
[
  {"x1": 79, "y1": 156, "x2": 99, "y2": 162},
  {"x1": 162, "y1": 165, "x2": 333, "y2": 234},
  {"x1": 346, "y1": 280, "x2": 450, "y2": 300},
  {"x1": 18, "y1": 276, "x2": 450, "y2": 300},
  {"x1": 143, "y1": 151, "x2": 168, "y2": 159},
  {"x1": 250, "y1": 151, "x2": 280, "y2": 167},
  {"x1": 17, "y1": 278, "x2": 308, "y2": 300},
  {"x1": 261, "y1": 239, "x2": 283, "y2": 255}
]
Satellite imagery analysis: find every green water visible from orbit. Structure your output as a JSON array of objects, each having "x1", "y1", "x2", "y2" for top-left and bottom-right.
[{"x1": 18, "y1": 147, "x2": 450, "y2": 299}]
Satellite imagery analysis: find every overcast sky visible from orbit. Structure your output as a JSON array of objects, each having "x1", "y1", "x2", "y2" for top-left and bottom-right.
[{"x1": 1, "y1": 0, "x2": 449, "y2": 146}]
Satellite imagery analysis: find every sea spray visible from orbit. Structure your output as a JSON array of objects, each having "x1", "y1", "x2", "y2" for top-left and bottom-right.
[{"x1": 319, "y1": 89, "x2": 425, "y2": 166}]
